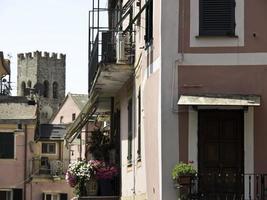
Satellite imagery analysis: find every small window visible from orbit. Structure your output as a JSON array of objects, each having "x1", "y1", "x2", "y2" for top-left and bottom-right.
[
  {"x1": 72, "y1": 113, "x2": 76, "y2": 121},
  {"x1": 60, "y1": 116, "x2": 64, "y2": 124},
  {"x1": 145, "y1": 0, "x2": 153, "y2": 45},
  {"x1": 43, "y1": 193, "x2": 60, "y2": 200},
  {"x1": 21, "y1": 82, "x2": 26, "y2": 96},
  {"x1": 52, "y1": 82, "x2": 58, "y2": 99},
  {"x1": 0, "y1": 133, "x2": 14, "y2": 159},
  {"x1": 0, "y1": 190, "x2": 12, "y2": 200},
  {"x1": 27, "y1": 80, "x2": 32, "y2": 88},
  {"x1": 199, "y1": 0, "x2": 236, "y2": 36},
  {"x1": 42, "y1": 143, "x2": 56, "y2": 154},
  {"x1": 43, "y1": 80, "x2": 49, "y2": 98}
]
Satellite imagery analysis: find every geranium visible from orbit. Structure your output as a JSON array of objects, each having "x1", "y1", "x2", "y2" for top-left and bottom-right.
[{"x1": 96, "y1": 165, "x2": 118, "y2": 179}]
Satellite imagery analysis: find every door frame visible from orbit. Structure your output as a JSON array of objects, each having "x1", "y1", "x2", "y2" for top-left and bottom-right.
[{"x1": 188, "y1": 106, "x2": 254, "y2": 198}]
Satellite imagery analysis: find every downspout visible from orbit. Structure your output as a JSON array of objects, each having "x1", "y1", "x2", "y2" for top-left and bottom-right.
[{"x1": 24, "y1": 124, "x2": 28, "y2": 200}]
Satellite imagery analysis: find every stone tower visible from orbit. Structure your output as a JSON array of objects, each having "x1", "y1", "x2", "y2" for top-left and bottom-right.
[{"x1": 17, "y1": 51, "x2": 66, "y2": 123}]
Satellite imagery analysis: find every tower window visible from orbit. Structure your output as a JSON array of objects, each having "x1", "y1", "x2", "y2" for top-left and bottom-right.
[
  {"x1": 53, "y1": 82, "x2": 58, "y2": 99},
  {"x1": 27, "y1": 80, "x2": 32, "y2": 88},
  {"x1": 21, "y1": 82, "x2": 26, "y2": 96},
  {"x1": 43, "y1": 80, "x2": 49, "y2": 98}
]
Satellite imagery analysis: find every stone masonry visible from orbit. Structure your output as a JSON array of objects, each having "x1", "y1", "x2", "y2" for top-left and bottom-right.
[{"x1": 17, "y1": 51, "x2": 65, "y2": 123}]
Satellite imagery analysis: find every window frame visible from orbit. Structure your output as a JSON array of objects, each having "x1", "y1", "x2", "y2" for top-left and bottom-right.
[
  {"x1": 43, "y1": 193, "x2": 59, "y2": 200},
  {"x1": 41, "y1": 142, "x2": 57, "y2": 155},
  {"x1": 0, "y1": 189, "x2": 12, "y2": 200},
  {"x1": 0, "y1": 133, "x2": 15, "y2": 159}
]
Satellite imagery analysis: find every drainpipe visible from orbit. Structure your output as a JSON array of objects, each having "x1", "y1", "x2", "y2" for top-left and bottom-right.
[{"x1": 24, "y1": 124, "x2": 28, "y2": 200}]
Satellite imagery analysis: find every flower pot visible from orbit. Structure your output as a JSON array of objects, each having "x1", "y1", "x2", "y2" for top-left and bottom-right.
[
  {"x1": 86, "y1": 177, "x2": 98, "y2": 196},
  {"x1": 177, "y1": 175, "x2": 193, "y2": 185}
]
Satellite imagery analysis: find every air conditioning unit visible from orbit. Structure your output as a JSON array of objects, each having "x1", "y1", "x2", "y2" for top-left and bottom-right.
[{"x1": 116, "y1": 32, "x2": 128, "y2": 64}]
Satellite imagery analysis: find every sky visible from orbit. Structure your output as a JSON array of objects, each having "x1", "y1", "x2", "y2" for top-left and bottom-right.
[{"x1": 0, "y1": 0, "x2": 107, "y2": 95}]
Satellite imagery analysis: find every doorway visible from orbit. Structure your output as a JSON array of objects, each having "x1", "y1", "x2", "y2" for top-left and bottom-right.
[{"x1": 198, "y1": 110, "x2": 244, "y2": 199}]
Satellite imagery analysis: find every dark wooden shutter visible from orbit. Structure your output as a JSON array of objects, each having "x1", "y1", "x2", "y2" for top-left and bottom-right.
[
  {"x1": 13, "y1": 188, "x2": 23, "y2": 200},
  {"x1": 199, "y1": 0, "x2": 236, "y2": 36},
  {"x1": 42, "y1": 193, "x2": 45, "y2": 200},
  {"x1": 127, "y1": 98, "x2": 133, "y2": 163},
  {"x1": 0, "y1": 133, "x2": 14, "y2": 158},
  {"x1": 145, "y1": 0, "x2": 153, "y2": 44},
  {"x1": 59, "y1": 193, "x2": 68, "y2": 200}
]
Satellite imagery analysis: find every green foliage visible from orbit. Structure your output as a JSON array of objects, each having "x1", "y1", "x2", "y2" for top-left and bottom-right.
[
  {"x1": 88, "y1": 130, "x2": 114, "y2": 161},
  {"x1": 171, "y1": 162, "x2": 197, "y2": 180}
]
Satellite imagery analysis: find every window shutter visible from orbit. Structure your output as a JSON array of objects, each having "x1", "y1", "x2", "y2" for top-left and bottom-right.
[
  {"x1": 199, "y1": 0, "x2": 236, "y2": 36},
  {"x1": 42, "y1": 193, "x2": 45, "y2": 200},
  {"x1": 60, "y1": 193, "x2": 68, "y2": 200},
  {"x1": 13, "y1": 189, "x2": 23, "y2": 200}
]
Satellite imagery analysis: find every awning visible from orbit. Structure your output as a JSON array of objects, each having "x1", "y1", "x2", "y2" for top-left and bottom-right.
[
  {"x1": 177, "y1": 95, "x2": 261, "y2": 106},
  {"x1": 65, "y1": 93, "x2": 98, "y2": 144}
]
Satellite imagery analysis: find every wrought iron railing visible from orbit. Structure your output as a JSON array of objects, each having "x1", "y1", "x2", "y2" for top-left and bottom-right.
[
  {"x1": 30, "y1": 157, "x2": 70, "y2": 177},
  {"x1": 179, "y1": 173, "x2": 267, "y2": 200}
]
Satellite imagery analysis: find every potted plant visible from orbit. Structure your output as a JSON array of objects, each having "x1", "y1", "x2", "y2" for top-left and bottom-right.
[
  {"x1": 65, "y1": 160, "x2": 94, "y2": 196},
  {"x1": 90, "y1": 160, "x2": 118, "y2": 196},
  {"x1": 172, "y1": 162, "x2": 197, "y2": 186}
]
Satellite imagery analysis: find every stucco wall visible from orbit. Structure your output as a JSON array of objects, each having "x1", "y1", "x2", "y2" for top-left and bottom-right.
[
  {"x1": 178, "y1": 65, "x2": 267, "y2": 173},
  {"x1": 0, "y1": 124, "x2": 35, "y2": 192},
  {"x1": 26, "y1": 181, "x2": 74, "y2": 200}
]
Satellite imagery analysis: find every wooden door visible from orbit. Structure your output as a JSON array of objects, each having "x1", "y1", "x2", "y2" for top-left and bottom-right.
[{"x1": 198, "y1": 110, "x2": 244, "y2": 199}]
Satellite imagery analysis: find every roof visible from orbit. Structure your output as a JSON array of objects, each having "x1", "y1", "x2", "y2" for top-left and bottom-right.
[
  {"x1": 0, "y1": 96, "x2": 37, "y2": 120},
  {"x1": 70, "y1": 93, "x2": 88, "y2": 110},
  {"x1": 37, "y1": 124, "x2": 66, "y2": 140},
  {"x1": 49, "y1": 93, "x2": 88, "y2": 123}
]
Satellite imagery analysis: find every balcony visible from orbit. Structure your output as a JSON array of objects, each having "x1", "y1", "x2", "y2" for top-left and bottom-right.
[
  {"x1": 89, "y1": 30, "x2": 134, "y2": 96},
  {"x1": 30, "y1": 157, "x2": 69, "y2": 180},
  {"x1": 179, "y1": 173, "x2": 267, "y2": 200}
]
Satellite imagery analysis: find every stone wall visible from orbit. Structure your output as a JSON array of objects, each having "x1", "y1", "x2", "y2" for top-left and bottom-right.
[{"x1": 17, "y1": 51, "x2": 66, "y2": 123}]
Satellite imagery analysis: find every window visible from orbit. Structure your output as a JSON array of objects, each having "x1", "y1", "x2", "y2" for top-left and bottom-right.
[
  {"x1": 145, "y1": 0, "x2": 153, "y2": 45},
  {"x1": 127, "y1": 98, "x2": 133, "y2": 165},
  {"x1": 21, "y1": 82, "x2": 26, "y2": 96},
  {"x1": 60, "y1": 116, "x2": 64, "y2": 124},
  {"x1": 0, "y1": 190, "x2": 12, "y2": 200},
  {"x1": 0, "y1": 133, "x2": 14, "y2": 159},
  {"x1": 72, "y1": 113, "x2": 76, "y2": 121},
  {"x1": 199, "y1": 0, "x2": 236, "y2": 36},
  {"x1": 137, "y1": 88, "x2": 141, "y2": 160},
  {"x1": 43, "y1": 193, "x2": 67, "y2": 200},
  {"x1": 27, "y1": 80, "x2": 32, "y2": 88},
  {"x1": 42, "y1": 143, "x2": 56, "y2": 154},
  {"x1": 52, "y1": 82, "x2": 58, "y2": 99},
  {"x1": 43, "y1": 80, "x2": 49, "y2": 98}
]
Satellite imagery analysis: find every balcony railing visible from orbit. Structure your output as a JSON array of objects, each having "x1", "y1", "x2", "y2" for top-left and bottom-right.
[
  {"x1": 179, "y1": 173, "x2": 267, "y2": 200},
  {"x1": 88, "y1": 30, "x2": 134, "y2": 91},
  {"x1": 30, "y1": 157, "x2": 69, "y2": 178}
]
